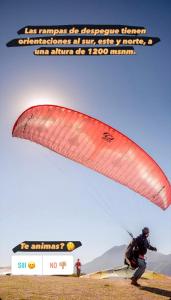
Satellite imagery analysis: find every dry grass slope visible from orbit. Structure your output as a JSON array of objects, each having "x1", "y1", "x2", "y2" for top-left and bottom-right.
[{"x1": 0, "y1": 276, "x2": 171, "y2": 300}]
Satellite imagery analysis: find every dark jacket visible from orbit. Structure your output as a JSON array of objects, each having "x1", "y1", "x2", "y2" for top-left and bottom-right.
[{"x1": 133, "y1": 234, "x2": 156, "y2": 257}]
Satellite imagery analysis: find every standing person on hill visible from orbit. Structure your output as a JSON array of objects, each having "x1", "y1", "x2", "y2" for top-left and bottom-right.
[
  {"x1": 75, "y1": 258, "x2": 82, "y2": 277},
  {"x1": 130, "y1": 227, "x2": 157, "y2": 286}
]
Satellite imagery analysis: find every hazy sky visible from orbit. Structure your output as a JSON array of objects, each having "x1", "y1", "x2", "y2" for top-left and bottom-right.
[{"x1": 0, "y1": 0, "x2": 171, "y2": 267}]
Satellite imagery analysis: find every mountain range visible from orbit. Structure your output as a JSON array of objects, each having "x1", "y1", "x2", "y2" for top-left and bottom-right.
[{"x1": 82, "y1": 245, "x2": 171, "y2": 276}]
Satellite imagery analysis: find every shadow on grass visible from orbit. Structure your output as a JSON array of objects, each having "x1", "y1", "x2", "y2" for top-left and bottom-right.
[{"x1": 140, "y1": 286, "x2": 171, "y2": 298}]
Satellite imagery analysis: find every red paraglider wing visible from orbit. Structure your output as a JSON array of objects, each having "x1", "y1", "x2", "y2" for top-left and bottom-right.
[{"x1": 12, "y1": 105, "x2": 171, "y2": 210}]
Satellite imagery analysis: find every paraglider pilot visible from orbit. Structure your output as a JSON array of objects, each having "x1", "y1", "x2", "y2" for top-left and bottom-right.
[{"x1": 130, "y1": 227, "x2": 157, "y2": 286}]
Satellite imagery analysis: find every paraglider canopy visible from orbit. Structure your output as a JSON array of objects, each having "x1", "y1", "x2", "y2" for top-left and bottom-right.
[{"x1": 12, "y1": 105, "x2": 171, "y2": 210}]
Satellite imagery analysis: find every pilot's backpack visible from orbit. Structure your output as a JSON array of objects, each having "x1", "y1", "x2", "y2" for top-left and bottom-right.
[{"x1": 124, "y1": 239, "x2": 138, "y2": 269}]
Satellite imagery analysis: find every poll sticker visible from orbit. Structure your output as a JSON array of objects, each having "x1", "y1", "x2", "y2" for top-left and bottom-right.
[
  {"x1": 12, "y1": 255, "x2": 74, "y2": 275},
  {"x1": 12, "y1": 255, "x2": 42, "y2": 275},
  {"x1": 42, "y1": 255, "x2": 74, "y2": 275}
]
